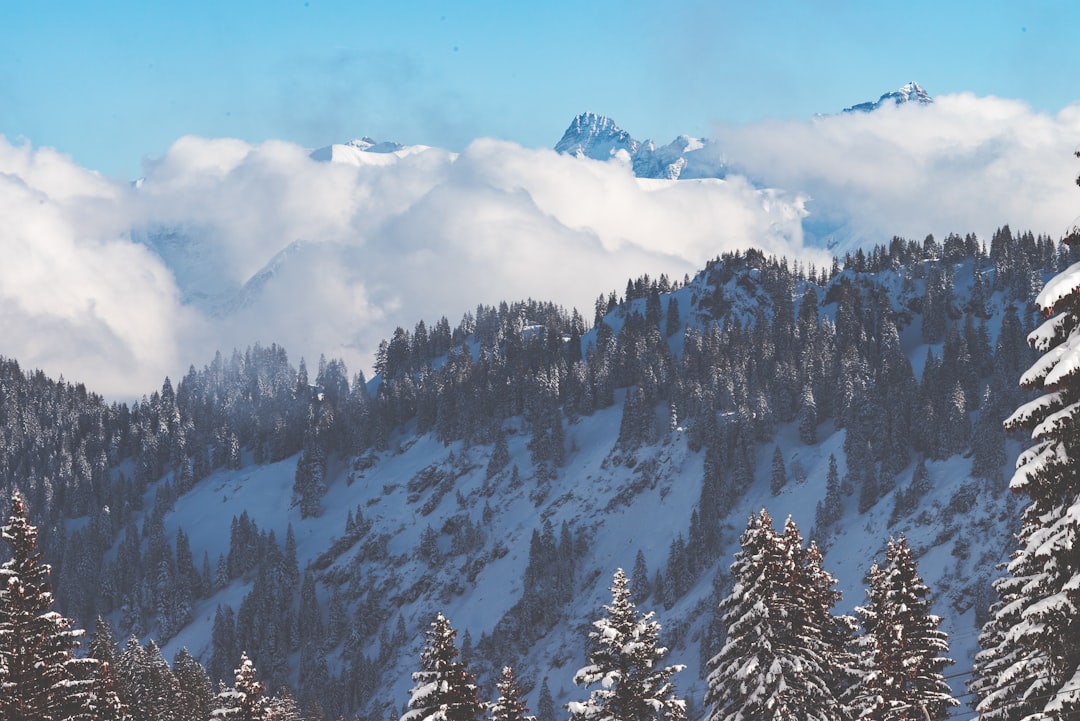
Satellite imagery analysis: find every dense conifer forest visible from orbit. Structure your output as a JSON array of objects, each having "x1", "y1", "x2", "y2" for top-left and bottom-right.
[{"x1": 2, "y1": 224, "x2": 1079, "y2": 720}]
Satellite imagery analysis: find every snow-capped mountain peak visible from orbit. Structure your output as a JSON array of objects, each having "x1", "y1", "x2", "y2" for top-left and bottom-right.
[
  {"x1": 309, "y1": 136, "x2": 429, "y2": 165},
  {"x1": 554, "y1": 112, "x2": 639, "y2": 160},
  {"x1": 554, "y1": 113, "x2": 723, "y2": 180},
  {"x1": 843, "y1": 81, "x2": 934, "y2": 113}
]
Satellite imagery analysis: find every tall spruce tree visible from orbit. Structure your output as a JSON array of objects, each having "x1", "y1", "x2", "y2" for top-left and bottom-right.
[
  {"x1": 971, "y1": 173, "x2": 1080, "y2": 721},
  {"x1": 705, "y1": 510, "x2": 849, "y2": 721},
  {"x1": 402, "y1": 613, "x2": 483, "y2": 721},
  {"x1": 0, "y1": 490, "x2": 97, "y2": 721},
  {"x1": 569, "y1": 568, "x2": 686, "y2": 721},
  {"x1": 490, "y1": 666, "x2": 536, "y2": 721},
  {"x1": 211, "y1": 652, "x2": 271, "y2": 721},
  {"x1": 852, "y1": 536, "x2": 956, "y2": 721}
]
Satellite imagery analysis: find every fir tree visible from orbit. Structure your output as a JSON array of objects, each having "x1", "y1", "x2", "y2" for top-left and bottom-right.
[
  {"x1": 814, "y1": 454, "x2": 843, "y2": 533},
  {"x1": 402, "y1": 613, "x2": 483, "y2": 721},
  {"x1": 852, "y1": 536, "x2": 957, "y2": 721},
  {"x1": 536, "y1": 679, "x2": 556, "y2": 721},
  {"x1": 971, "y1": 190, "x2": 1080, "y2": 721},
  {"x1": 770, "y1": 446, "x2": 788, "y2": 496},
  {"x1": 211, "y1": 652, "x2": 270, "y2": 721},
  {"x1": 173, "y1": 647, "x2": 215, "y2": 721},
  {"x1": 0, "y1": 490, "x2": 97, "y2": 721},
  {"x1": 490, "y1": 666, "x2": 536, "y2": 721},
  {"x1": 705, "y1": 510, "x2": 848, "y2": 721},
  {"x1": 569, "y1": 568, "x2": 686, "y2": 721}
]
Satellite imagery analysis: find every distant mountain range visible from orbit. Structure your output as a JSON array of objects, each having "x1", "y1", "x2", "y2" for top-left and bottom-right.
[
  {"x1": 552, "y1": 111, "x2": 724, "y2": 180},
  {"x1": 549, "y1": 82, "x2": 933, "y2": 180},
  {"x1": 308, "y1": 82, "x2": 934, "y2": 182}
]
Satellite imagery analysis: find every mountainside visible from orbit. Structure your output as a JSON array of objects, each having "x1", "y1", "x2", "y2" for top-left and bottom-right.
[{"x1": 2, "y1": 226, "x2": 1070, "y2": 720}]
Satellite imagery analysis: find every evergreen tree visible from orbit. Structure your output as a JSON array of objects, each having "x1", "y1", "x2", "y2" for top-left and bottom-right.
[
  {"x1": 0, "y1": 490, "x2": 97, "y2": 721},
  {"x1": 705, "y1": 510, "x2": 848, "y2": 721},
  {"x1": 814, "y1": 455, "x2": 843, "y2": 533},
  {"x1": 487, "y1": 429, "x2": 511, "y2": 480},
  {"x1": 85, "y1": 617, "x2": 130, "y2": 721},
  {"x1": 536, "y1": 679, "x2": 556, "y2": 721},
  {"x1": 490, "y1": 666, "x2": 536, "y2": 721},
  {"x1": 115, "y1": 637, "x2": 181, "y2": 721},
  {"x1": 972, "y1": 205, "x2": 1080, "y2": 721},
  {"x1": 970, "y1": 385, "x2": 1007, "y2": 483},
  {"x1": 173, "y1": 647, "x2": 215, "y2": 721},
  {"x1": 266, "y1": 687, "x2": 303, "y2": 721},
  {"x1": 770, "y1": 446, "x2": 788, "y2": 496},
  {"x1": 798, "y1": 385, "x2": 818, "y2": 445},
  {"x1": 402, "y1": 613, "x2": 483, "y2": 721},
  {"x1": 569, "y1": 568, "x2": 686, "y2": 721},
  {"x1": 852, "y1": 537, "x2": 956, "y2": 721},
  {"x1": 211, "y1": 652, "x2": 270, "y2": 721},
  {"x1": 631, "y1": 550, "x2": 652, "y2": 601}
]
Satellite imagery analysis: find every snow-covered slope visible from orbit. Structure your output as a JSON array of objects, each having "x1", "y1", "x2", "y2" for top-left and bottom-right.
[
  {"x1": 309, "y1": 137, "x2": 434, "y2": 166},
  {"x1": 134, "y1": 250, "x2": 1033, "y2": 720}
]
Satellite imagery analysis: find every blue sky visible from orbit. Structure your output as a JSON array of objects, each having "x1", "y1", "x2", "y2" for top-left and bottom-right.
[{"x1": 3, "y1": 0, "x2": 1078, "y2": 179}]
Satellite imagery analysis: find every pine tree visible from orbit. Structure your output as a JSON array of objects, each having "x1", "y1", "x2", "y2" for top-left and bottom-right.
[
  {"x1": 536, "y1": 679, "x2": 556, "y2": 721},
  {"x1": 402, "y1": 613, "x2": 483, "y2": 721},
  {"x1": 770, "y1": 446, "x2": 788, "y2": 495},
  {"x1": 115, "y1": 637, "x2": 181, "y2": 721},
  {"x1": 173, "y1": 647, "x2": 215, "y2": 721},
  {"x1": 0, "y1": 490, "x2": 97, "y2": 721},
  {"x1": 852, "y1": 537, "x2": 956, "y2": 721},
  {"x1": 266, "y1": 686, "x2": 303, "y2": 721},
  {"x1": 490, "y1": 666, "x2": 536, "y2": 721},
  {"x1": 487, "y1": 428, "x2": 511, "y2": 480},
  {"x1": 705, "y1": 510, "x2": 848, "y2": 721},
  {"x1": 631, "y1": 550, "x2": 652, "y2": 601},
  {"x1": 211, "y1": 652, "x2": 270, "y2": 721},
  {"x1": 971, "y1": 187, "x2": 1080, "y2": 721},
  {"x1": 569, "y1": 568, "x2": 686, "y2": 721},
  {"x1": 814, "y1": 454, "x2": 843, "y2": 533}
]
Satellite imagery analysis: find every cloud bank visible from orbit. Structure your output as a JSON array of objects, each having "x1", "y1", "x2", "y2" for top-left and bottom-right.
[
  {"x1": 713, "y1": 94, "x2": 1080, "y2": 248},
  {"x1": 2, "y1": 93, "x2": 1079, "y2": 399}
]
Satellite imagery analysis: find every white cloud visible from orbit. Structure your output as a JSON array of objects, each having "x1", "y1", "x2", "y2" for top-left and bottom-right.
[
  {"x1": 0, "y1": 139, "x2": 197, "y2": 398},
  {"x1": 711, "y1": 94, "x2": 1080, "y2": 249},
  {"x1": 9, "y1": 93, "x2": 1076, "y2": 400}
]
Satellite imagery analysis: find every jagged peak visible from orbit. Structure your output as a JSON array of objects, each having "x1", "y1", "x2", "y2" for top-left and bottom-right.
[
  {"x1": 554, "y1": 112, "x2": 638, "y2": 157},
  {"x1": 843, "y1": 81, "x2": 934, "y2": 113}
]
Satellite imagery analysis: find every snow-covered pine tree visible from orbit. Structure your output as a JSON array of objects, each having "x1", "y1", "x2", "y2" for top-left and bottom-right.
[
  {"x1": 770, "y1": 446, "x2": 788, "y2": 495},
  {"x1": 173, "y1": 647, "x2": 214, "y2": 721},
  {"x1": 490, "y1": 666, "x2": 536, "y2": 721},
  {"x1": 971, "y1": 176, "x2": 1080, "y2": 721},
  {"x1": 402, "y1": 613, "x2": 483, "y2": 721},
  {"x1": 852, "y1": 536, "x2": 956, "y2": 721},
  {"x1": 814, "y1": 454, "x2": 843, "y2": 534},
  {"x1": 212, "y1": 651, "x2": 271, "y2": 721},
  {"x1": 536, "y1": 678, "x2": 556, "y2": 721},
  {"x1": 569, "y1": 568, "x2": 686, "y2": 721},
  {"x1": 0, "y1": 490, "x2": 98, "y2": 721},
  {"x1": 705, "y1": 510, "x2": 847, "y2": 721}
]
